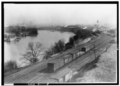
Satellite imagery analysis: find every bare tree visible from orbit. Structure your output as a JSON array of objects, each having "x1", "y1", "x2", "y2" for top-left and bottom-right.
[{"x1": 22, "y1": 42, "x2": 42, "y2": 64}]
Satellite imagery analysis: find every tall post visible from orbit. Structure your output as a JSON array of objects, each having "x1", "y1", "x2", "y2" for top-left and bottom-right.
[{"x1": 93, "y1": 43, "x2": 96, "y2": 58}]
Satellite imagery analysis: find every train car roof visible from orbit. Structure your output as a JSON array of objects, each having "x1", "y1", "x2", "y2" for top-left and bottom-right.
[
  {"x1": 49, "y1": 48, "x2": 83, "y2": 63},
  {"x1": 48, "y1": 57, "x2": 62, "y2": 63}
]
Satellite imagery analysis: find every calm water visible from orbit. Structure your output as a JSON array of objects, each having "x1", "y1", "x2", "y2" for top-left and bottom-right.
[{"x1": 4, "y1": 30, "x2": 74, "y2": 67}]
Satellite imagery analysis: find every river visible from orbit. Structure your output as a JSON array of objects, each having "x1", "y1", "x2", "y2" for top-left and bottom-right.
[{"x1": 4, "y1": 30, "x2": 74, "y2": 67}]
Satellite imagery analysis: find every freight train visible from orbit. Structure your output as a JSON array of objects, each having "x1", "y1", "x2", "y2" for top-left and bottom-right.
[
  {"x1": 47, "y1": 42, "x2": 95, "y2": 73},
  {"x1": 46, "y1": 35, "x2": 112, "y2": 73}
]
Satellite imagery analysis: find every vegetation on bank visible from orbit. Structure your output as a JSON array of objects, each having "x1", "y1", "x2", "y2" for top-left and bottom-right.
[
  {"x1": 4, "y1": 26, "x2": 38, "y2": 42},
  {"x1": 6, "y1": 26, "x2": 38, "y2": 37}
]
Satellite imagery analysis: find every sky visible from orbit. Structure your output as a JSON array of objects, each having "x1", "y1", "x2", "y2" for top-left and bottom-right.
[{"x1": 4, "y1": 4, "x2": 117, "y2": 28}]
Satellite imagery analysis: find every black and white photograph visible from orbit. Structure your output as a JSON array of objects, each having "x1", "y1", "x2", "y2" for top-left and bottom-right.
[{"x1": 3, "y1": 1, "x2": 118, "y2": 85}]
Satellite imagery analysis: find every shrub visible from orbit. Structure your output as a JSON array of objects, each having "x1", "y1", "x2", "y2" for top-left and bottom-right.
[
  {"x1": 44, "y1": 40, "x2": 65, "y2": 59},
  {"x1": 4, "y1": 61, "x2": 18, "y2": 72}
]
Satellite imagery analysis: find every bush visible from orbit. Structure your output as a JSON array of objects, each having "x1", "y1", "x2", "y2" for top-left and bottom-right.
[
  {"x1": 52, "y1": 40, "x2": 65, "y2": 54},
  {"x1": 44, "y1": 40, "x2": 65, "y2": 59},
  {"x1": 44, "y1": 48, "x2": 53, "y2": 59},
  {"x1": 92, "y1": 30, "x2": 102, "y2": 36},
  {"x1": 65, "y1": 29, "x2": 93, "y2": 50},
  {"x1": 4, "y1": 61, "x2": 18, "y2": 72}
]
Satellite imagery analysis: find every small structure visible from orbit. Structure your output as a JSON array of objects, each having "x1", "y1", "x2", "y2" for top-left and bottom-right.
[{"x1": 50, "y1": 67, "x2": 73, "y2": 82}]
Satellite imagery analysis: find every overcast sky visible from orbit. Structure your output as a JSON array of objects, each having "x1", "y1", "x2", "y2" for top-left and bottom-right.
[{"x1": 4, "y1": 4, "x2": 117, "y2": 28}]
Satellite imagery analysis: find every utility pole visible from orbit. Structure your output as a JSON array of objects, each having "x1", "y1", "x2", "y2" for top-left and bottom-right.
[
  {"x1": 93, "y1": 43, "x2": 96, "y2": 58},
  {"x1": 97, "y1": 20, "x2": 99, "y2": 29}
]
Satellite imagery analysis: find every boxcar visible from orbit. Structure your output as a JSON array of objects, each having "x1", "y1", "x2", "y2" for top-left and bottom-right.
[{"x1": 47, "y1": 58, "x2": 64, "y2": 72}]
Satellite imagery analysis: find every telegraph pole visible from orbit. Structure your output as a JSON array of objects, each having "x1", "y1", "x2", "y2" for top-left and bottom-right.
[{"x1": 93, "y1": 43, "x2": 96, "y2": 58}]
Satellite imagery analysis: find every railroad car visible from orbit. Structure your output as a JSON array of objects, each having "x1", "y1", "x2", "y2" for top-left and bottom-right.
[
  {"x1": 72, "y1": 52, "x2": 77, "y2": 59},
  {"x1": 47, "y1": 42, "x2": 95, "y2": 73},
  {"x1": 47, "y1": 58, "x2": 64, "y2": 73},
  {"x1": 47, "y1": 53, "x2": 73, "y2": 72},
  {"x1": 63, "y1": 54, "x2": 73, "y2": 64},
  {"x1": 77, "y1": 50, "x2": 85, "y2": 56},
  {"x1": 47, "y1": 50, "x2": 86, "y2": 73}
]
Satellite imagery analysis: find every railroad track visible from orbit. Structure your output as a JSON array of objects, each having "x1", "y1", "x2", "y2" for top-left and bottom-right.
[
  {"x1": 27, "y1": 34, "x2": 113, "y2": 83},
  {"x1": 4, "y1": 33, "x2": 113, "y2": 83}
]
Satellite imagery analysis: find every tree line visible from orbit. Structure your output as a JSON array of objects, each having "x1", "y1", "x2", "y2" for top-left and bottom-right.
[{"x1": 6, "y1": 26, "x2": 38, "y2": 37}]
